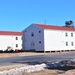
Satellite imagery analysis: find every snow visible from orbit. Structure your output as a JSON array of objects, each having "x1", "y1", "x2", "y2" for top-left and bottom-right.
[{"x1": 0, "y1": 59, "x2": 75, "y2": 75}]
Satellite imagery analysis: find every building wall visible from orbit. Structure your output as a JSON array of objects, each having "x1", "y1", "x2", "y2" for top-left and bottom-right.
[
  {"x1": 44, "y1": 29, "x2": 75, "y2": 51},
  {"x1": 12, "y1": 35, "x2": 22, "y2": 50},
  {"x1": 0, "y1": 35, "x2": 22, "y2": 51},
  {"x1": 22, "y1": 24, "x2": 44, "y2": 51}
]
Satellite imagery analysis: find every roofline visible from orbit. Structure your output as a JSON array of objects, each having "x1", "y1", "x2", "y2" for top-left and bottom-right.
[
  {"x1": 0, "y1": 31, "x2": 22, "y2": 36},
  {"x1": 35, "y1": 24, "x2": 75, "y2": 32}
]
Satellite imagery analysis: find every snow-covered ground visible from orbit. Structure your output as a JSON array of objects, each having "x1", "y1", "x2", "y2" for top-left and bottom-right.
[{"x1": 0, "y1": 59, "x2": 75, "y2": 75}]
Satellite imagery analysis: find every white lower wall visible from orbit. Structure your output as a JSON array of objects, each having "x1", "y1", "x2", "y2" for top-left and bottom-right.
[
  {"x1": 0, "y1": 35, "x2": 22, "y2": 51},
  {"x1": 44, "y1": 30, "x2": 75, "y2": 51}
]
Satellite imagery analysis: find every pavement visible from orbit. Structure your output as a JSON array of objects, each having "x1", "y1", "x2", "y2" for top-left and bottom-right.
[{"x1": 0, "y1": 51, "x2": 75, "y2": 66}]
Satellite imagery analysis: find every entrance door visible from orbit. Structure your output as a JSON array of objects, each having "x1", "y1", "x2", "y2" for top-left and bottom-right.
[{"x1": 30, "y1": 41, "x2": 35, "y2": 51}]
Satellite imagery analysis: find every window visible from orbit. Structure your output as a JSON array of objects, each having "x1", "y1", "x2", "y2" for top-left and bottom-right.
[
  {"x1": 65, "y1": 33, "x2": 68, "y2": 37},
  {"x1": 16, "y1": 37, "x2": 18, "y2": 40},
  {"x1": 16, "y1": 44, "x2": 18, "y2": 47},
  {"x1": 71, "y1": 33, "x2": 73, "y2": 37},
  {"x1": 39, "y1": 31, "x2": 41, "y2": 33},
  {"x1": 39, "y1": 41, "x2": 41, "y2": 43},
  {"x1": 31, "y1": 32, "x2": 34, "y2": 37},
  {"x1": 71, "y1": 42, "x2": 74, "y2": 46},
  {"x1": 66, "y1": 42, "x2": 68, "y2": 46}
]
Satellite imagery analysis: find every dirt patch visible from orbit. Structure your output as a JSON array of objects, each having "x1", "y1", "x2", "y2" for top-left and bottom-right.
[
  {"x1": 0, "y1": 64, "x2": 29, "y2": 71},
  {"x1": 0, "y1": 51, "x2": 73, "y2": 58},
  {"x1": 0, "y1": 52, "x2": 44, "y2": 58},
  {"x1": 25, "y1": 69, "x2": 75, "y2": 75},
  {"x1": 62, "y1": 69, "x2": 75, "y2": 75},
  {"x1": 24, "y1": 69, "x2": 64, "y2": 75}
]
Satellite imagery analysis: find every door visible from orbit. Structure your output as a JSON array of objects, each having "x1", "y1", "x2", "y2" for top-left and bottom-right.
[{"x1": 30, "y1": 41, "x2": 35, "y2": 51}]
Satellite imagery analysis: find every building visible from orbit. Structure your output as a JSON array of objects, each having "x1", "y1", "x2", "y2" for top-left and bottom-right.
[
  {"x1": 22, "y1": 24, "x2": 75, "y2": 52},
  {"x1": 0, "y1": 31, "x2": 22, "y2": 51}
]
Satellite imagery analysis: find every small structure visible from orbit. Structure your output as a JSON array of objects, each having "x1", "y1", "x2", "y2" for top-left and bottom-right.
[
  {"x1": 22, "y1": 24, "x2": 75, "y2": 52},
  {"x1": 0, "y1": 31, "x2": 22, "y2": 52}
]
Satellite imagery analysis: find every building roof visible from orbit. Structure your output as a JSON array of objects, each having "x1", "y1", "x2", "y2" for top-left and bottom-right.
[
  {"x1": 0, "y1": 31, "x2": 22, "y2": 36},
  {"x1": 35, "y1": 24, "x2": 75, "y2": 31}
]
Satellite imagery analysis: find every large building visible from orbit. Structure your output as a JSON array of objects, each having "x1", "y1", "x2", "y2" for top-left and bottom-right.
[
  {"x1": 0, "y1": 31, "x2": 22, "y2": 51},
  {"x1": 22, "y1": 24, "x2": 75, "y2": 52}
]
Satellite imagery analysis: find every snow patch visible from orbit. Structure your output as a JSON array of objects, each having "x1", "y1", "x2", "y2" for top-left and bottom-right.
[{"x1": 0, "y1": 59, "x2": 75, "y2": 75}]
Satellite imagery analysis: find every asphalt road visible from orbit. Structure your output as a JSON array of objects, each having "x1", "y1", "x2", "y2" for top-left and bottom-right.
[{"x1": 0, "y1": 52, "x2": 75, "y2": 66}]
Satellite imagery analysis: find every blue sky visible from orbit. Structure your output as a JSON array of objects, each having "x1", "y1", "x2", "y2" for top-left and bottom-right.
[{"x1": 0, "y1": 0, "x2": 75, "y2": 31}]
